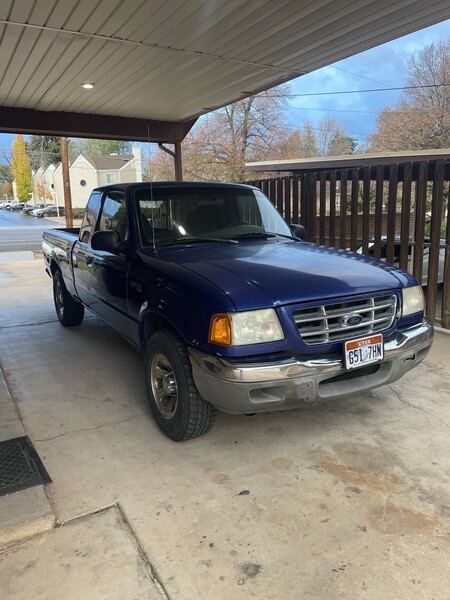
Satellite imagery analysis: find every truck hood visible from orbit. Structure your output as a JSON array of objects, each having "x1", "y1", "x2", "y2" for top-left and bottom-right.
[{"x1": 154, "y1": 239, "x2": 416, "y2": 310}]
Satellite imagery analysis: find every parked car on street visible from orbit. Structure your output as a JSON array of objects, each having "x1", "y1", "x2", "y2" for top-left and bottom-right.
[
  {"x1": 357, "y1": 237, "x2": 445, "y2": 286},
  {"x1": 43, "y1": 182, "x2": 433, "y2": 441},
  {"x1": 23, "y1": 203, "x2": 45, "y2": 215},
  {"x1": 0, "y1": 201, "x2": 13, "y2": 209},
  {"x1": 8, "y1": 202, "x2": 26, "y2": 211},
  {"x1": 32, "y1": 205, "x2": 65, "y2": 218}
]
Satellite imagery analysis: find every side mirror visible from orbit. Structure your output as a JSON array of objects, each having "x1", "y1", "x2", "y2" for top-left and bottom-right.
[
  {"x1": 290, "y1": 223, "x2": 307, "y2": 241},
  {"x1": 91, "y1": 230, "x2": 129, "y2": 254}
]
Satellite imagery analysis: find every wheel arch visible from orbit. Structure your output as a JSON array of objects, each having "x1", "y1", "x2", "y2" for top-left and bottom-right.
[
  {"x1": 49, "y1": 259, "x2": 60, "y2": 276},
  {"x1": 140, "y1": 311, "x2": 179, "y2": 350}
]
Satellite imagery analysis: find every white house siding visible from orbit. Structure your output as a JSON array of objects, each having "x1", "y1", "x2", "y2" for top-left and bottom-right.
[
  {"x1": 31, "y1": 167, "x2": 44, "y2": 203},
  {"x1": 97, "y1": 171, "x2": 118, "y2": 186},
  {"x1": 119, "y1": 159, "x2": 142, "y2": 183},
  {"x1": 31, "y1": 165, "x2": 56, "y2": 204},
  {"x1": 23, "y1": 149, "x2": 143, "y2": 211},
  {"x1": 68, "y1": 156, "x2": 99, "y2": 208}
]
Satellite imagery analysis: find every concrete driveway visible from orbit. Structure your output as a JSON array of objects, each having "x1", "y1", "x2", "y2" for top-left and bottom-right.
[{"x1": 1, "y1": 256, "x2": 449, "y2": 600}]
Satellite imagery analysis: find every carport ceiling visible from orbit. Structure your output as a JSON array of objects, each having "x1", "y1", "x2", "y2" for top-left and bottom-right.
[{"x1": 1, "y1": 0, "x2": 450, "y2": 142}]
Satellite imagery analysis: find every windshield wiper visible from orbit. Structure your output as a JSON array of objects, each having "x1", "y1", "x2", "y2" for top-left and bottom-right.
[
  {"x1": 234, "y1": 232, "x2": 299, "y2": 241},
  {"x1": 156, "y1": 236, "x2": 238, "y2": 247}
]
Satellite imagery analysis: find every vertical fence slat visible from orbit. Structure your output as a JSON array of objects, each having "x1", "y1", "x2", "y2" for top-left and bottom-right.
[
  {"x1": 276, "y1": 177, "x2": 283, "y2": 214},
  {"x1": 399, "y1": 162, "x2": 412, "y2": 271},
  {"x1": 350, "y1": 168, "x2": 359, "y2": 251},
  {"x1": 374, "y1": 165, "x2": 384, "y2": 259},
  {"x1": 309, "y1": 173, "x2": 317, "y2": 243},
  {"x1": 413, "y1": 161, "x2": 427, "y2": 286},
  {"x1": 442, "y1": 179, "x2": 450, "y2": 329},
  {"x1": 329, "y1": 171, "x2": 336, "y2": 248},
  {"x1": 261, "y1": 179, "x2": 268, "y2": 197},
  {"x1": 339, "y1": 170, "x2": 347, "y2": 249},
  {"x1": 268, "y1": 178, "x2": 275, "y2": 206},
  {"x1": 319, "y1": 172, "x2": 326, "y2": 245},
  {"x1": 426, "y1": 160, "x2": 445, "y2": 323},
  {"x1": 386, "y1": 163, "x2": 399, "y2": 265},
  {"x1": 300, "y1": 173, "x2": 316, "y2": 242},
  {"x1": 284, "y1": 176, "x2": 292, "y2": 223},
  {"x1": 299, "y1": 174, "x2": 307, "y2": 228},
  {"x1": 292, "y1": 175, "x2": 300, "y2": 224},
  {"x1": 362, "y1": 166, "x2": 370, "y2": 254}
]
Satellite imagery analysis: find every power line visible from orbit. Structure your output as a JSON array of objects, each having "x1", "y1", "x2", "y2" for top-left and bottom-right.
[
  {"x1": 286, "y1": 106, "x2": 378, "y2": 114},
  {"x1": 329, "y1": 65, "x2": 392, "y2": 88},
  {"x1": 266, "y1": 83, "x2": 450, "y2": 98}
]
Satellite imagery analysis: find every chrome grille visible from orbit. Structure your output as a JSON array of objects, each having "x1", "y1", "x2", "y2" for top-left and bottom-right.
[{"x1": 293, "y1": 294, "x2": 397, "y2": 345}]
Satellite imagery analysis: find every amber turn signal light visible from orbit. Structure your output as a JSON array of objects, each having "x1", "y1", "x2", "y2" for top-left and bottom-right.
[{"x1": 209, "y1": 314, "x2": 232, "y2": 345}]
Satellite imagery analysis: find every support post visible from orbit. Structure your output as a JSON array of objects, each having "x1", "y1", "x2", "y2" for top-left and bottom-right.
[
  {"x1": 174, "y1": 140, "x2": 183, "y2": 181},
  {"x1": 158, "y1": 142, "x2": 183, "y2": 181},
  {"x1": 60, "y1": 137, "x2": 73, "y2": 227}
]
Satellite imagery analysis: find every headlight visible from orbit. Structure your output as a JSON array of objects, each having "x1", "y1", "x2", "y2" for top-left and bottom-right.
[
  {"x1": 402, "y1": 285, "x2": 424, "y2": 316},
  {"x1": 210, "y1": 309, "x2": 284, "y2": 346}
]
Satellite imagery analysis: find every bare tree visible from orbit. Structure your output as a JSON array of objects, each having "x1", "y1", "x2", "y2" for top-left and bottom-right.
[
  {"x1": 149, "y1": 85, "x2": 293, "y2": 181},
  {"x1": 369, "y1": 38, "x2": 450, "y2": 151},
  {"x1": 296, "y1": 117, "x2": 356, "y2": 157}
]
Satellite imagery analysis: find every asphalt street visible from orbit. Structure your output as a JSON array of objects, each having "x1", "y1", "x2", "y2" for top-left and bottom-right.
[{"x1": 0, "y1": 209, "x2": 55, "y2": 252}]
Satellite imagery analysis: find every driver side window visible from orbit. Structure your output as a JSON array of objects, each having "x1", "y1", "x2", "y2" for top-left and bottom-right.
[{"x1": 98, "y1": 193, "x2": 128, "y2": 242}]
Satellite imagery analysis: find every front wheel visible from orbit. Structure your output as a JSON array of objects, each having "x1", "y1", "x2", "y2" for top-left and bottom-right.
[
  {"x1": 53, "y1": 270, "x2": 84, "y2": 327},
  {"x1": 145, "y1": 330, "x2": 217, "y2": 441}
]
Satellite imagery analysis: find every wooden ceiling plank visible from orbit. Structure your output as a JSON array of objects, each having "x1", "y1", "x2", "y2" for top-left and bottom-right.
[
  {"x1": 0, "y1": 0, "x2": 14, "y2": 21},
  {"x1": 1, "y1": 28, "x2": 41, "y2": 105}
]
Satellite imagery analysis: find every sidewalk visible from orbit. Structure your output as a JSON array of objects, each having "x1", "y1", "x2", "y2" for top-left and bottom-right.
[{"x1": 1, "y1": 256, "x2": 450, "y2": 600}]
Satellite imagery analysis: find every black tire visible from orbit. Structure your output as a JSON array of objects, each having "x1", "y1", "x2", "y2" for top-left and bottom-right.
[
  {"x1": 145, "y1": 330, "x2": 217, "y2": 441},
  {"x1": 41, "y1": 212, "x2": 48, "y2": 218},
  {"x1": 53, "y1": 270, "x2": 84, "y2": 327}
]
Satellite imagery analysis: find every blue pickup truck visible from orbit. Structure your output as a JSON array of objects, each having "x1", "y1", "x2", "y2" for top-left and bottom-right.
[{"x1": 43, "y1": 182, "x2": 433, "y2": 441}]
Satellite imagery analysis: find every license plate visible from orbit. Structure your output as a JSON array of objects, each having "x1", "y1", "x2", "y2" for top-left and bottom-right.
[{"x1": 344, "y1": 334, "x2": 383, "y2": 370}]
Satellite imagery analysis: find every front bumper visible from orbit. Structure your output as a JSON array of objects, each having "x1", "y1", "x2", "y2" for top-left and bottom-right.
[{"x1": 189, "y1": 319, "x2": 433, "y2": 414}]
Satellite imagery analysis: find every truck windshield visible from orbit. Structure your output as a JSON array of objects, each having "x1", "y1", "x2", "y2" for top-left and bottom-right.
[{"x1": 135, "y1": 186, "x2": 292, "y2": 246}]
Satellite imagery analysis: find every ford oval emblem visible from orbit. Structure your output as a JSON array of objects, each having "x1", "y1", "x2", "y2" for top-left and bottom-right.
[{"x1": 341, "y1": 313, "x2": 363, "y2": 327}]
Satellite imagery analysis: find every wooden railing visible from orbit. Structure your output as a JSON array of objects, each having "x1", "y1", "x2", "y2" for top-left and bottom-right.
[{"x1": 247, "y1": 158, "x2": 450, "y2": 328}]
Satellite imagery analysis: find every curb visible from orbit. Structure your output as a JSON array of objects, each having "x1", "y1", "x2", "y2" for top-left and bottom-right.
[{"x1": 0, "y1": 366, "x2": 55, "y2": 549}]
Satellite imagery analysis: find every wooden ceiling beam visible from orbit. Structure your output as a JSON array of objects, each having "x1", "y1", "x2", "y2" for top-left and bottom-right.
[{"x1": 0, "y1": 107, "x2": 196, "y2": 143}]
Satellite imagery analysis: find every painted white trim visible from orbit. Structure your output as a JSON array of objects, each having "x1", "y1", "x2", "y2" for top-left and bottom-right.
[
  {"x1": 42, "y1": 163, "x2": 56, "y2": 178},
  {"x1": 69, "y1": 155, "x2": 97, "y2": 172}
]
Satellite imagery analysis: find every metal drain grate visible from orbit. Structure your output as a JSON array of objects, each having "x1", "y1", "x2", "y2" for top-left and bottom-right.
[{"x1": 0, "y1": 436, "x2": 51, "y2": 497}]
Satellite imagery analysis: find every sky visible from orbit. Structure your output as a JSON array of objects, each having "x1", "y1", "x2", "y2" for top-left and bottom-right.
[
  {"x1": 284, "y1": 18, "x2": 450, "y2": 148},
  {"x1": 0, "y1": 18, "x2": 449, "y2": 157}
]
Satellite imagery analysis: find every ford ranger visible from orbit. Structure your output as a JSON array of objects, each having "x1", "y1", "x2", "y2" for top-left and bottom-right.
[{"x1": 42, "y1": 182, "x2": 433, "y2": 440}]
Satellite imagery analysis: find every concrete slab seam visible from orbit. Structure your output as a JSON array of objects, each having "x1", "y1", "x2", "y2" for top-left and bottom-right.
[
  {"x1": 35, "y1": 413, "x2": 148, "y2": 443},
  {"x1": 54, "y1": 502, "x2": 170, "y2": 600},
  {"x1": 0, "y1": 315, "x2": 96, "y2": 330}
]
